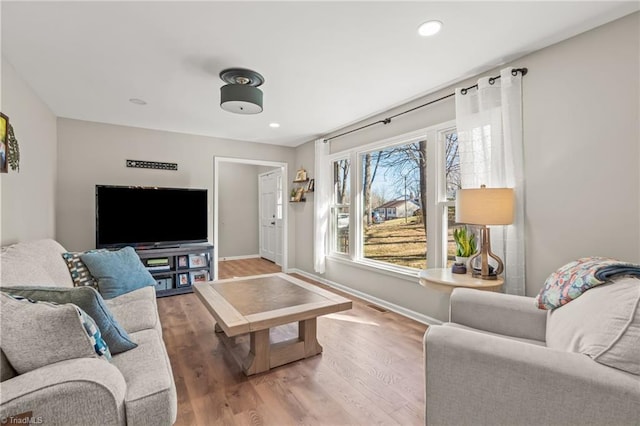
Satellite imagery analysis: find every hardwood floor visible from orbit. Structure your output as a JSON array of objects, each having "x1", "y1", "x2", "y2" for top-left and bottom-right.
[
  {"x1": 218, "y1": 257, "x2": 281, "y2": 279},
  {"x1": 157, "y1": 258, "x2": 427, "y2": 425}
]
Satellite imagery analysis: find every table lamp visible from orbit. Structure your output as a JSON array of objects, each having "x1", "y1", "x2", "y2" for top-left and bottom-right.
[{"x1": 455, "y1": 186, "x2": 514, "y2": 279}]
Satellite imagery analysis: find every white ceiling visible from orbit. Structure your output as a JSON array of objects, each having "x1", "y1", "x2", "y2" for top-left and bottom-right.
[{"x1": 2, "y1": 1, "x2": 638, "y2": 147}]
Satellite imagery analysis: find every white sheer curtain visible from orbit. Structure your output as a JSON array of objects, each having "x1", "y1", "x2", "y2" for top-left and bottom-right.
[
  {"x1": 455, "y1": 67, "x2": 525, "y2": 295},
  {"x1": 314, "y1": 138, "x2": 330, "y2": 274}
]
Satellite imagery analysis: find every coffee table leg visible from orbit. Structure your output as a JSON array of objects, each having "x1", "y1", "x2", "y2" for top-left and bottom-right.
[
  {"x1": 299, "y1": 318, "x2": 323, "y2": 357},
  {"x1": 214, "y1": 323, "x2": 223, "y2": 333},
  {"x1": 243, "y1": 329, "x2": 270, "y2": 375}
]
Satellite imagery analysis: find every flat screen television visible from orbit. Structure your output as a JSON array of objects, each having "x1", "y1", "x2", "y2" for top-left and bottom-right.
[{"x1": 96, "y1": 185, "x2": 208, "y2": 248}]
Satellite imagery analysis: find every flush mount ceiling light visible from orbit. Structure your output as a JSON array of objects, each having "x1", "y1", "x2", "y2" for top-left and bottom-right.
[
  {"x1": 219, "y1": 68, "x2": 265, "y2": 114},
  {"x1": 418, "y1": 20, "x2": 442, "y2": 37},
  {"x1": 269, "y1": 123, "x2": 280, "y2": 128}
]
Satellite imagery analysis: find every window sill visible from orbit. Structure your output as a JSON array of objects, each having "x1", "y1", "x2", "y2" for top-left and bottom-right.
[{"x1": 326, "y1": 255, "x2": 420, "y2": 283}]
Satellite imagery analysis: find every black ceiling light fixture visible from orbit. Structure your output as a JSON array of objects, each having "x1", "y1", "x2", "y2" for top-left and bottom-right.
[{"x1": 219, "y1": 68, "x2": 265, "y2": 114}]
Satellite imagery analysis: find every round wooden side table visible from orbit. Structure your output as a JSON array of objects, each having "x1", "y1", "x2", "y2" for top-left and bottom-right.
[{"x1": 418, "y1": 268, "x2": 504, "y2": 293}]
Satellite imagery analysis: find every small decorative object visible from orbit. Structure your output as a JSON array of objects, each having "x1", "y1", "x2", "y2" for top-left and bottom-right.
[
  {"x1": 452, "y1": 263, "x2": 467, "y2": 274},
  {"x1": 294, "y1": 168, "x2": 307, "y2": 182},
  {"x1": 177, "y1": 255, "x2": 188, "y2": 269},
  {"x1": 306, "y1": 178, "x2": 315, "y2": 192},
  {"x1": 188, "y1": 253, "x2": 208, "y2": 268},
  {"x1": 126, "y1": 159, "x2": 177, "y2": 171},
  {"x1": 7, "y1": 122, "x2": 19, "y2": 172},
  {"x1": 290, "y1": 188, "x2": 297, "y2": 201},
  {"x1": 293, "y1": 187, "x2": 305, "y2": 202},
  {"x1": 189, "y1": 270, "x2": 209, "y2": 283},
  {"x1": 453, "y1": 225, "x2": 476, "y2": 271},
  {"x1": 177, "y1": 273, "x2": 190, "y2": 288},
  {"x1": 0, "y1": 112, "x2": 9, "y2": 173}
]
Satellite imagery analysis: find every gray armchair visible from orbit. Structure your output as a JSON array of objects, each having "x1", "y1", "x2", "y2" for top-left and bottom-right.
[{"x1": 424, "y1": 288, "x2": 640, "y2": 426}]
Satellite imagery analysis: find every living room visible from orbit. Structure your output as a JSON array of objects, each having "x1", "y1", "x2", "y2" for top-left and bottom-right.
[{"x1": 1, "y1": 2, "x2": 639, "y2": 425}]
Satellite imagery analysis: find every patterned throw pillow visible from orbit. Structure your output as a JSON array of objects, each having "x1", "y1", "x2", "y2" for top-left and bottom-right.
[
  {"x1": 536, "y1": 257, "x2": 640, "y2": 310},
  {"x1": 75, "y1": 304, "x2": 112, "y2": 360},
  {"x1": 62, "y1": 249, "x2": 107, "y2": 288},
  {"x1": 0, "y1": 293, "x2": 111, "y2": 374}
]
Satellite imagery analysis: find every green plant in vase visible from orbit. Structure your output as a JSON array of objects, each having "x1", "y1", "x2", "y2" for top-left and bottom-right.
[{"x1": 453, "y1": 226, "x2": 477, "y2": 268}]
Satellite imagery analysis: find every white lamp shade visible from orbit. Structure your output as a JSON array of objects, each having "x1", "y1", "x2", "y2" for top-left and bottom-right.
[{"x1": 455, "y1": 187, "x2": 514, "y2": 225}]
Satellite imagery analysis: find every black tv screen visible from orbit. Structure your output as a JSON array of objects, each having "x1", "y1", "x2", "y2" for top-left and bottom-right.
[{"x1": 96, "y1": 185, "x2": 208, "y2": 248}]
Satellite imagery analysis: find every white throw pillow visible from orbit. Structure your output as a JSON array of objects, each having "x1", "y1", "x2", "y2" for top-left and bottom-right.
[{"x1": 546, "y1": 277, "x2": 640, "y2": 375}]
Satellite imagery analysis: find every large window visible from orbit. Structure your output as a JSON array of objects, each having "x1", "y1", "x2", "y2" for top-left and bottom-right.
[
  {"x1": 361, "y1": 141, "x2": 427, "y2": 269},
  {"x1": 329, "y1": 121, "x2": 460, "y2": 273}
]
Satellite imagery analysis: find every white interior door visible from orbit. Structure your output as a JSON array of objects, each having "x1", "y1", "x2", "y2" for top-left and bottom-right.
[
  {"x1": 259, "y1": 171, "x2": 279, "y2": 263},
  {"x1": 274, "y1": 171, "x2": 284, "y2": 265}
]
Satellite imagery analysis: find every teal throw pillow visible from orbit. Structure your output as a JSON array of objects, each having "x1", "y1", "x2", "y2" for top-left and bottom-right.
[
  {"x1": 2, "y1": 286, "x2": 137, "y2": 354},
  {"x1": 81, "y1": 246, "x2": 155, "y2": 299}
]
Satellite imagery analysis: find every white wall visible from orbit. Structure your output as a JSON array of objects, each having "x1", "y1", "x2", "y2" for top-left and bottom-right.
[
  {"x1": 0, "y1": 57, "x2": 57, "y2": 245},
  {"x1": 56, "y1": 119, "x2": 297, "y2": 270},
  {"x1": 294, "y1": 12, "x2": 640, "y2": 321},
  {"x1": 218, "y1": 162, "x2": 260, "y2": 258}
]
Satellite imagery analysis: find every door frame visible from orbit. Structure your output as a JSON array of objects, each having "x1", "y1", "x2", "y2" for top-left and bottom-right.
[{"x1": 213, "y1": 157, "x2": 288, "y2": 280}]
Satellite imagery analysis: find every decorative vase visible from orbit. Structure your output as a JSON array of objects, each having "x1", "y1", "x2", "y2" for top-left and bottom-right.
[{"x1": 455, "y1": 256, "x2": 471, "y2": 272}]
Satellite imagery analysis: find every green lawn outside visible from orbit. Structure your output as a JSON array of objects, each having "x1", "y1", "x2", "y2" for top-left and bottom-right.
[{"x1": 363, "y1": 217, "x2": 459, "y2": 269}]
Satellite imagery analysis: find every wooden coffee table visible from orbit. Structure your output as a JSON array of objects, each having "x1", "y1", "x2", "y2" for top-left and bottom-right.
[{"x1": 193, "y1": 273, "x2": 352, "y2": 375}]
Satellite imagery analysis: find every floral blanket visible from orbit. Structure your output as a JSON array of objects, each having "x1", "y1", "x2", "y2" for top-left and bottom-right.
[{"x1": 535, "y1": 257, "x2": 640, "y2": 310}]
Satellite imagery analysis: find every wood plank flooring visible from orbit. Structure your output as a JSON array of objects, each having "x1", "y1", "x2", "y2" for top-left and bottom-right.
[
  {"x1": 218, "y1": 257, "x2": 281, "y2": 279},
  {"x1": 157, "y1": 258, "x2": 427, "y2": 426}
]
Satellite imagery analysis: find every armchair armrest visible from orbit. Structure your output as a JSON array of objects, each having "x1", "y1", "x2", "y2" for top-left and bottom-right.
[
  {"x1": 424, "y1": 326, "x2": 640, "y2": 426},
  {"x1": 0, "y1": 358, "x2": 126, "y2": 426},
  {"x1": 449, "y1": 288, "x2": 547, "y2": 341}
]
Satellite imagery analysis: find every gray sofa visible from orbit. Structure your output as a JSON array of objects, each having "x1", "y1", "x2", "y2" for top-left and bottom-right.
[
  {"x1": 424, "y1": 286, "x2": 640, "y2": 425},
  {"x1": 0, "y1": 239, "x2": 177, "y2": 425}
]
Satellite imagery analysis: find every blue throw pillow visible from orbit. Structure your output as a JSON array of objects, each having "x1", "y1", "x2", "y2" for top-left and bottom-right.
[
  {"x1": 81, "y1": 247, "x2": 155, "y2": 299},
  {"x1": 3, "y1": 286, "x2": 137, "y2": 354}
]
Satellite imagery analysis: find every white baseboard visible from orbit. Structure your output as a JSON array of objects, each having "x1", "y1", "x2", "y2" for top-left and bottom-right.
[
  {"x1": 287, "y1": 268, "x2": 442, "y2": 326},
  {"x1": 219, "y1": 254, "x2": 261, "y2": 261}
]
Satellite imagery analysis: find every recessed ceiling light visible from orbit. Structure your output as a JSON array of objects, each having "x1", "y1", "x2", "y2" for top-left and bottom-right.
[
  {"x1": 129, "y1": 98, "x2": 147, "y2": 105},
  {"x1": 269, "y1": 123, "x2": 280, "y2": 128},
  {"x1": 418, "y1": 20, "x2": 442, "y2": 37}
]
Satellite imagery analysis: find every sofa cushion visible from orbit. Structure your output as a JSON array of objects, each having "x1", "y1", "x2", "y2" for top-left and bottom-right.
[
  {"x1": 81, "y1": 247, "x2": 155, "y2": 299},
  {"x1": 0, "y1": 293, "x2": 110, "y2": 374},
  {"x1": 0, "y1": 239, "x2": 73, "y2": 287},
  {"x1": 111, "y1": 329, "x2": 177, "y2": 425},
  {"x1": 444, "y1": 323, "x2": 546, "y2": 347},
  {"x1": 2, "y1": 286, "x2": 137, "y2": 354},
  {"x1": 0, "y1": 257, "x2": 56, "y2": 287},
  {"x1": 546, "y1": 277, "x2": 640, "y2": 375},
  {"x1": 1, "y1": 350, "x2": 17, "y2": 382},
  {"x1": 61, "y1": 250, "x2": 107, "y2": 288},
  {"x1": 105, "y1": 289, "x2": 159, "y2": 334}
]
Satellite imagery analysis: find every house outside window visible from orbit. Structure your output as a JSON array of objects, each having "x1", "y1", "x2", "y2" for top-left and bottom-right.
[{"x1": 328, "y1": 120, "x2": 459, "y2": 274}]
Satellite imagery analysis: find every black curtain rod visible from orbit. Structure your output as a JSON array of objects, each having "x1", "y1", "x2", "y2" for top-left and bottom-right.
[{"x1": 324, "y1": 67, "x2": 528, "y2": 143}]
